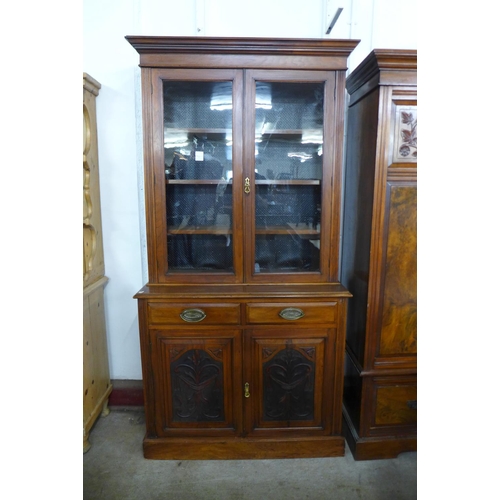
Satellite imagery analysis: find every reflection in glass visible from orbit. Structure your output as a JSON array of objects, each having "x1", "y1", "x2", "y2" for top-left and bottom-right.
[
  {"x1": 163, "y1": 81, "x2": 234, "y2": 272},
  {"x1": 253, "y1": 82, "x2": 324, "y2": 273}
]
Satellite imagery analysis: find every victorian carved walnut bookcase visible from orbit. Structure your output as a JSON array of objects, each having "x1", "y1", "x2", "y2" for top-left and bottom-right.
[
  {"x1": 127, "y1": 36, "x2": 358, "y2": 459},
  {"x1": 341, "y1": 49, "x2": 417, "y2": 460}
]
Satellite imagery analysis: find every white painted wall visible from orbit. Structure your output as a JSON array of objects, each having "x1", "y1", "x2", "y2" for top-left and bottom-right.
[{"x1": 83, "y1": 0, "x2": 417, "y2": 380}]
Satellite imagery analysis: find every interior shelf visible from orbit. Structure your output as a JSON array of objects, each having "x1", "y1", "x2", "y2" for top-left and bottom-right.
[
  {"x1": 167, "y1": 179, "x2": 231, "y2": 185},
  {"x1": 255, "y1": 223, "x2": 320, "y2": 237},
  {"x1": 168, "y1": 226, "x2": 232, "y2": 235}
]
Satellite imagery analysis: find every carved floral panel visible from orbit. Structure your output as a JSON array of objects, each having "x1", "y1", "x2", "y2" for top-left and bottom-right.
[
  {"x1": 171, "y1": 348, "x2": 225, "y2": 422},
  {"x1": 392, "y1": 106, "x2": 417, "y2": 163},
  {"x1": 262, "y1": 346, "x2": 315, "y2": 421}
]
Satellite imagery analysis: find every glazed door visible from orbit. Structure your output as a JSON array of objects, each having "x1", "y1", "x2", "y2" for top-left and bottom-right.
[
  {"x1": 149, "y1": 69, "x2": 244, "y2": 283},
  {"x1": 243, "y1": 70, "x2": 338, "y2": 282},
  {"x1": 244, "y1": 329, "x2": 336, "y2": 436}
]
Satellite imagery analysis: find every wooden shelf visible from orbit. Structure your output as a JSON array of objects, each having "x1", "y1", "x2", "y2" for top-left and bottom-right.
[
  {"x1": 255, "y1": 179, "x2": 320, "y2": 185},
  {"x1": 168, "y1": 226, "x2": 232, "y2": 235},
  {"x1": 167, "y1": 179, "x2": 231, "y2": 185},
  {"x1": 165, "y1": 128, "x2": 231, "y2": 135},
  {"x1": 259, "y1": 129, "x2": 322, "y2": 136},
  {"x1": 255, "y1": 223, "x2": 320, "y2": 237}
]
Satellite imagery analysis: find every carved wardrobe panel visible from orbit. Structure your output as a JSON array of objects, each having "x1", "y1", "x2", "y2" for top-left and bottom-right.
[{"x1": 341, "y1": 50, "x2": 417, "y2": 460}]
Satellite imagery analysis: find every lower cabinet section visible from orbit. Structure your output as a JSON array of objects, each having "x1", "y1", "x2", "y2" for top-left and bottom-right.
[
  {"x1": 343, "y1": 351, "x2": 417, "y2": 460},
  {"x1": 136, "y1": 285, "x2": 350, "y2": 459},
  {"x1": 83, "y1": 278, "x2": 112, "y2": 452}
]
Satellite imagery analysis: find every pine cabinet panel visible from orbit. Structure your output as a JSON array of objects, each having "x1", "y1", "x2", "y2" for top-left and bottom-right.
[{"x1": 83, "y1": 74, "x2": 111, "y2": 453}]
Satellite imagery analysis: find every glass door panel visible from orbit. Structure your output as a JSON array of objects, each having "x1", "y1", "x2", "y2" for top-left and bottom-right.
[
  {"x1": 163, "y1": 80, "x2": 235, "y2": 273},
  {"x1": 252, "y1": 81, "x2": 325, "y2": 275}
]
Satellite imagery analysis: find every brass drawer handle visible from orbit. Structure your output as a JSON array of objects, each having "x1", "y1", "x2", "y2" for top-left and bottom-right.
[
  {"x1": 180, "y1": 308, "x2": 206, "y2": 322},
  {"x1": 407, "y1": 400, "x2": 417, "y2": 410},
  {"x1": 244, "y1": 382, "x2": 250, "y2": 398},
  {"x1": 279, "y1": 307, "x2": 305, "y2": 321},
  {"x1": 244, "y1": 177, "x2": 251, "y2": 194}
]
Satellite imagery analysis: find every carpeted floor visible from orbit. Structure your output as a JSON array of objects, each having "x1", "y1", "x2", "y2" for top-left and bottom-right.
[{"x1": 83, "y1": 408, "x2": 417, "y2": 500}]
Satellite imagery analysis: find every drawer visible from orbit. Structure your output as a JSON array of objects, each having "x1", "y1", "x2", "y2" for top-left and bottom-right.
[
  {"x1": 148, "y1": 302, "x2": 240, "y2": 325},
  {"x1": 246, "y1": 302, "x2": 337, "y2": 325},
  {"x1": 373, "y1": 379, "x2": 417, "y2": 427}
]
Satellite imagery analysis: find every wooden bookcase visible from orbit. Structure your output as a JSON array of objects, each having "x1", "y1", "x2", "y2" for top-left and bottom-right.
[
  {"x1": 83, "y1": 73, "x2": 112, "y2": 453},
  {"x1": 127, "y1": 36, "x2": 359, "y2": 459},
  {"x1": 340, "y1": 49, "x2": 417, "y2": 460}
]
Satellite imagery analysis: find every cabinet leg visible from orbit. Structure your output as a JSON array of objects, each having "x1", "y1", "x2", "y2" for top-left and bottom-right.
[
  {"x1": 83, "y1": 431, "x2": 91, "y2": 454},
  {"x1": 100, "y1": 399, "x2": 110, "y2": 417}
]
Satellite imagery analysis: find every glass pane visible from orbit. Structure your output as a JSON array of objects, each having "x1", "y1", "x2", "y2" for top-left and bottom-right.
[
  {"x1": 163, "y1": 81, "x2": 234, "y2": 272},
  {"x1": 253, "y1": 82, "x2": 324, "y2": 273}
]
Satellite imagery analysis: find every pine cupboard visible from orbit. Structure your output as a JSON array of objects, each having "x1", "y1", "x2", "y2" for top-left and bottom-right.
[
  {"x1": 127, "y1": 36, "x2": 358, "y2": 459},
  {"x1": 83, "y1": 73, "x2": 112, "y2": 453},
  {"x1": 340, "y1": 49, "x2": 417, "y2": 460}
]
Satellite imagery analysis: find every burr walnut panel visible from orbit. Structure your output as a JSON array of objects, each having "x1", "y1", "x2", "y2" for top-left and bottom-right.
[
  {"x1": 379, "y1": 182, "x2": 417, "y2": 356},
  {"x1": 374, "y1": 384, "x2": 417, "y2": 427}
]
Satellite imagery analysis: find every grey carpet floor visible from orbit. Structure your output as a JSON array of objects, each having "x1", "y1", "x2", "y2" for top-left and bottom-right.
[{"x1": 83, "y1": 408, "x2": 417, "y2": 500}]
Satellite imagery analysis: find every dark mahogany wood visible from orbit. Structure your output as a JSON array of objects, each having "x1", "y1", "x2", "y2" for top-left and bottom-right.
[
  {"x1": 129, "y1": 36, "x2": 358, "y2": 460},
  {"x1": 143, "y1": 435, "x2": 346, "y2": 460},
  {"x1": 125, "y1": 36, "x2": 359, "y2": 71},
  {"x1": 341, "y1": 49, "x2": 417, "y2": 460}
]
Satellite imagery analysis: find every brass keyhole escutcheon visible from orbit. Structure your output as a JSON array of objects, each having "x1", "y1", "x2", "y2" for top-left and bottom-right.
[
  {"x1": 244, "y1": 382, "x2": 250, "y2": 398},
  {"x1": 244, "y1": 177, "x2": 250, "y2": 194}
]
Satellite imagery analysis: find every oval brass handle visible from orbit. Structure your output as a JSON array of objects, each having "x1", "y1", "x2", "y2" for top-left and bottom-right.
[
  {"x1": 180, "y1": 308, "x2": 206, "y2": 322},
  {"x1": 244, "y1": 177, "x2": 250, "y2": 194},
  {"x1": 244, "y1": 382, "x2": 250, "y2": 398},
  {"x1": 279, "y1": 307, "x2": 305, "y2": 321}
]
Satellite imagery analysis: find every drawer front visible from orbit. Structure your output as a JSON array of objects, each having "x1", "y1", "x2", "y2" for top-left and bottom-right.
[
  {"x1": 374, "y1": 381, "x2": 417, "y2": 427},
  {"x1": 246, "y1": 302, "x2": 337, "y2": 325},
  {"x1": 148, "y1": 302, "x2": 241, "y2": 325}
]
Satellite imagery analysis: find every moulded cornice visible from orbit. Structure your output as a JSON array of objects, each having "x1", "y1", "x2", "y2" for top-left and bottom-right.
[
  {"x1": 83, "y1": 73, "x2": 101, "y2": 96},
  {"x1": 125, "y1": 36, "x2": 360, "y2": 58},
  {"x1": 346, "y1": 49, "x2": 417, "y2": 95}
]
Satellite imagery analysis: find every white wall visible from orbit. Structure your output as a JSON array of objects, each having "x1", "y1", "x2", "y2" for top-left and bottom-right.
[{"x1": 83, "y1": 0, "x2": 417, "y2": 380}]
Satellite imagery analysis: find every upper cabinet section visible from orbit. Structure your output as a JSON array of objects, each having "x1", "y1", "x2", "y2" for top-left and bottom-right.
[{"x1": 127, "y1": 37, "x2": 359, "y2": 285}]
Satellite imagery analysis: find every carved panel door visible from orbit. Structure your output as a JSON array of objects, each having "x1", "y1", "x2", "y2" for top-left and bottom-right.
[
  {"x1": 244, "y1": 329, "x2": 336, "y2": 436},
  {"x1": 150, "y1": 329, "x2": 242, "y2": 437}
]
